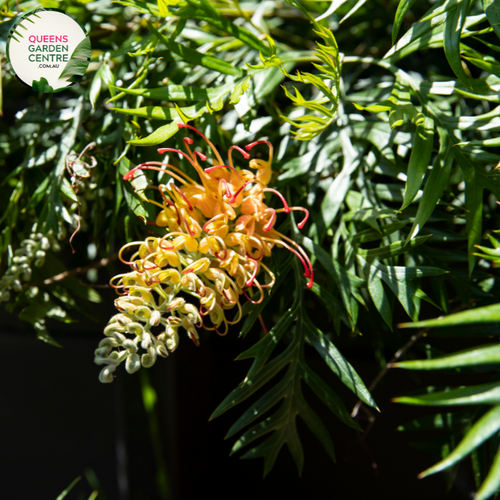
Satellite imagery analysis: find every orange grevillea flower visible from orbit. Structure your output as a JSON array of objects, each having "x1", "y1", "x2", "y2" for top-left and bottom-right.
[{"x1": 94, "y1": 123, "x2": 312, "y2": 383}]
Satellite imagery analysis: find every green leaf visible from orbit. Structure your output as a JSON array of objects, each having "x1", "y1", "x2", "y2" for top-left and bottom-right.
[
  {"x1": 147, "y1": 21, "x2": 243, "y2": 77},
  {"x1": 368, "y1": 272, "x2": 392, "y2": 329},
  {"x1": 299, "y1": 235, "x2": 364, "y2": 328},
  {"x1": 32, "y1": 77, "x2": 54, "y2": 93},
  {"x1": 393, "y1": 0, "x2": 419, "y2": 43},
  {"x1": 394, "y1": 381, "x2": 500, "y2": 406},
  {"x1": 394, "y1": 344, "x2": 500, "y2": 370},
  {"x1": 170, "y1": 0, "x2": 270, "y2": 56},
  {"x1": 401, "y1": 115, "x2": 434, "y2": 210},
  {"x1": 358, "y1": 235, "x2": 430, "y2": 260},
  {"x1": 59, "y1": 37, "x2": 91, "y2": 80},
  {"x1": 128, "y1": 121, "x2": 179, "y2": 147},
  {"x1": 483, "y1": 0, "x2": 500, "y2": 40},
  {"x1": 399, "y1": 303, "x2": 500, "y2": 329},
  {"x1": 300, "y1": 363, "x2": 361, "y2": 430},
  {"x1": 305, "y1": 319, "x2": 378, "y2": 410},
  {"x1": 56, "y1": 477, "x2": 82, "y2": 500},
  {"x1": 230, "y1": 76, "x2": 251, "y2": 105},
  {"x1": 418, "y1": 405, "x2": 500, "y2": 478},
  {"x1": 476, "y1": 442, "x2": 500, "y2": 500},
  {"x1": 406, "y1": 127, "x2": 452, "y2": 241},
  {"x1": 443, "y1": 0, "x2": 471, "y2": 87},
  {"x1": 239, "y1": 256, "x2": 293, "y2": 338},
  {"x1": 398, "y1": 411, "x2": 472, "y2": 431},
  {"x1": 211, "y1": 255, "x2": 373, "y2": 475},
  {"x1": 384, "y1": 0, "x2": 450, "y2": 60}
]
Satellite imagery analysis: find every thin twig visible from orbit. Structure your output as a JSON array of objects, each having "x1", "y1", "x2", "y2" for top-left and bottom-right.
[
  {"x1": 24, "y1": 254, "x2": 117, "y2": 289},
  {"x1": 351, "y1": 329, "x2": 428, "y2": 418},
  {"x1": 350, "y1": 305, "x2": 466, "y2": 418}
]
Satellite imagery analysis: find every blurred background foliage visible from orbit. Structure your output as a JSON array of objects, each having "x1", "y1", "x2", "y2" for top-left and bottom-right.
[{"x1": 2, "y1": 0, "x2": 500, "y2": 498}]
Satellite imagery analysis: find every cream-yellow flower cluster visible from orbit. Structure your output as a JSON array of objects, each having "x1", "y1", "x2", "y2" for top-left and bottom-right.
[{"x1": 95, "y1": 124, "x2": 312, "y2": 383}]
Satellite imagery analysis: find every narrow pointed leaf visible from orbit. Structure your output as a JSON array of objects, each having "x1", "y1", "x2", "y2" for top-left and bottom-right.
[
  {"x1": 483, "y1": 0, "x2": 500, "y2": 40},
  {"x1": 304, "y1": 319, "x2": 378, "y2": 410},
  {"x1": 399, "y1": 303, "x2": 500, "y2": 329},
  {"x1": 419, "y1": 405, "x2": 500, "y2": 478},
  {"x1": 394, "y1": 381, "x2": 500, "y2": 406},
  {"x1": 443, "y1": 0, "x2": 471, "y2": 87},
  {"x1": 475, "y1": 442, "x2": 500, "y2": 500},
  {"x1": 401, "y1": 115, "x2": 434, "y2": 210},
  {"x1": 407, "y1": 127, "x2": 452, "y2": 241},
  {"x1": 393, "y1": 0, "x2": 419, "y2": 43},
  {"x1": 394, "y1": 344, "x2": 500, "y2": 370}
]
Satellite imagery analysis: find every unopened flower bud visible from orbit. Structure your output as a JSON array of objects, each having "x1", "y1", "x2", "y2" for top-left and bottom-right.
[
  {"x1": 122, "y1": 339, "x2": 138, "y2": 353},
  {"x1": 126, "y1": 322, "x2": 144, "y2": 336},
  {"x1": 156, "y1": 341, "x2": 169, "y2": 358},
  {"x1": 95, "y1": 346, "x2": 111, "y2": 357},
  {"x1": 126, "y1": 353, "x2": 141, "y2": 373},
  {"x1": 168, "y1": 297, "x2": 186, "y2": 311},
  {"x1": 41, "y1": 237, "x2": 50, "y2": 251},
  {"x1": 133, "y1": 306, "x2": 151, "y2": 321},
  {"x1": 150, "y1": 310, "x2": 161, "y2": 326},
  {"x1": 104, "y1": 323, "x2": 126, "y2": 336},
  {"x1": 141, "y1": 346, "x2": 157, "y2": 368},
  {"x1": 140, "y1": 332, "x2": 153, "y2": 350},
  {"x1": 99, "y1": 366, "x2": 116, "y2": 383}
]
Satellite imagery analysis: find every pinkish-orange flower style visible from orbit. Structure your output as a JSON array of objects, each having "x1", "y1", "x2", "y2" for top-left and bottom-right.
[{"x1": 95, "y1": 123, "x2": 312, "y2": 383}]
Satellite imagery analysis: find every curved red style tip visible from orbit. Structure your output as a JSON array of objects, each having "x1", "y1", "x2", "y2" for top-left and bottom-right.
[
  {"x1": 245, "y1": 140, "x2": 272, "y2": 151},
  {"x1": 195, "y1": 151, "x2": 207, "y2": 162},
  {"x1": 123, "y1": 166, "x2": 140, "y2": 180},
  {"x1": 177, "y1": 123, "x2": 188, "y2": 129},
  {"x1": 229, "y1": 145, "x2": 251, "y2": 160},
  {"x1": 296, "y1": 208, "x2": 309, "y2": 229},
  {"x1": 183, "y1": 137, "x2": 194, "y2": 145}
]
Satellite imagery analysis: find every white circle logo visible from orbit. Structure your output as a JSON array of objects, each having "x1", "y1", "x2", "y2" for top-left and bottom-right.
[{"x1": 7, "y1": 8, "x2": 90, "y2": 93}]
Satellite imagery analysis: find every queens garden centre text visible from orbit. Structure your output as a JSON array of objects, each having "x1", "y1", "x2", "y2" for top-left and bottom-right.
[{"x1": 28, "y1": 35, "x2": 69, "y2": 63}]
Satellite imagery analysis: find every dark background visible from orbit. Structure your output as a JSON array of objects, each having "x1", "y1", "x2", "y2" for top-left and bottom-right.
[{"x1": 0, "y1": 289, "x2": 476, "y2": 500}]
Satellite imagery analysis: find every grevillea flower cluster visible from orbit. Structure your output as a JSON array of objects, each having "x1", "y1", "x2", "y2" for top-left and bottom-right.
[{"x1": 94, "y1": 124, "x2": 313, "y2": 383}]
